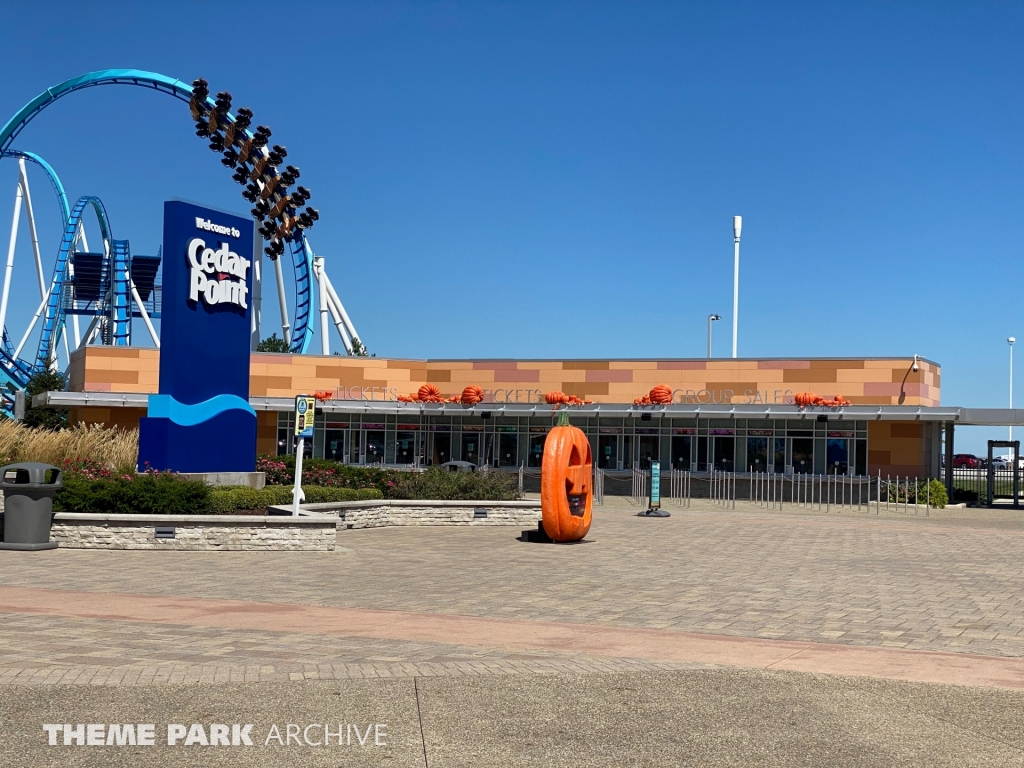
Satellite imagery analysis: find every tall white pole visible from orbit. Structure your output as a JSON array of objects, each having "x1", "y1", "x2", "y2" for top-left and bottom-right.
[
  {"x1": 1, "y1": 184, "x2": 24, "y2": 341},
  {"x1": 732, "y1": 215, "x2": 742, "y2": 358},
  {"x1": 1010, "y1": 337, "x2": 1016, "y2": 442}
]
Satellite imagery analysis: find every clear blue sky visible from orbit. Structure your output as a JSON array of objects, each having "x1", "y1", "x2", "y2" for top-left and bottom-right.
[{"x1": 0, "y1": 1, "x2": 1022, "y2": 452}]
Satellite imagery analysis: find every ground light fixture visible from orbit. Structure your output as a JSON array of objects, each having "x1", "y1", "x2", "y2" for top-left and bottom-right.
[{"x1": 707, "y1": 314, "x2": 721, "y2": 358}]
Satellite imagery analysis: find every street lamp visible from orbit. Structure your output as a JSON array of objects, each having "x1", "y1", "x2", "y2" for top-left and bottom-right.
[
  {"x1": 732, "y1": 215, "x2": 742, "y2": 358},
  {"x1": 707, "y1": 314, "x2": 721, "y2": 358},
  {"x1": 1010, "y1": 337, "x2": 1016, "y2": 441}
]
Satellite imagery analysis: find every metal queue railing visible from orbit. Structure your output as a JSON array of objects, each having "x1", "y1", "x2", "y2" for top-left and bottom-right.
[{"x1": 583, "y1": 466, "x2": 944, "y2": 515}]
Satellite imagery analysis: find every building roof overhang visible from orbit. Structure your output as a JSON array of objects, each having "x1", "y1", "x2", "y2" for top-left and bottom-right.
[{"x1": 34, "y1": 390, "x2": 1024, "y2": 425}]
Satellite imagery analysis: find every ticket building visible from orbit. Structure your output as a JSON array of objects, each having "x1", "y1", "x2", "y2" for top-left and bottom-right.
[{"x1": 50, "y1": 350, "x2": 952, "y2": 478}]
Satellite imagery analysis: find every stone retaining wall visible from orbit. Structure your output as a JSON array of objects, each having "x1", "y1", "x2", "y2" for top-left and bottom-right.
[
  {"x1": 30, "y1": 514, "x2": 337, "y2": 551},
  {"x1": 270, "y1": 500, "x2": 542, "y2": 530}
]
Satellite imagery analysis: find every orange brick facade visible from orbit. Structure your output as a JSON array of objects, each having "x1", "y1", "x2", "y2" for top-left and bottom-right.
[{"x1": 68, "y1": 348, "x2": 940, "y2": 407}]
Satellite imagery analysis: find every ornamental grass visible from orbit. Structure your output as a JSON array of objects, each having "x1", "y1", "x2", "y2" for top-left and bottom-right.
[{"x1": 0, "y1": 421, "x2": 138, "y2": 473}]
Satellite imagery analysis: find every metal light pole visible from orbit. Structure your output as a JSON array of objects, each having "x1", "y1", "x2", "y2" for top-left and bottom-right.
[
  {"x1": 1010, "y1": 337, "x2": 1016, "y2": 441},
  {"x1": 732, "y1": 216, "x2": 742, "y2": 358},
  {"x1": 707, "y1": 314, "x2": 721, "y2": 358}
]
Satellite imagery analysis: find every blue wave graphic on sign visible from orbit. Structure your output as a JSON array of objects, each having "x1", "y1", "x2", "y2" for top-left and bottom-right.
[{"x1": 147, "y1": 394, "x2": 256, "y2": 427}]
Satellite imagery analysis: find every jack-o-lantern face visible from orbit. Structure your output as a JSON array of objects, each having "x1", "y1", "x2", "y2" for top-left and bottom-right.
[{"x1": 541, "y1": 411, "x2": 593, "y2": 542}]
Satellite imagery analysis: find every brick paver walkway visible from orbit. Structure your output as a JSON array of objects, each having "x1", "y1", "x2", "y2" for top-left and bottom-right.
[{"x1": 3, "y1": 503, "x2": 1024, "y2": 686}]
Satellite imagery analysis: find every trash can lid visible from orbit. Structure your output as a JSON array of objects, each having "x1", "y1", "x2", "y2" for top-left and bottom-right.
[{"x1": 0, "y1": 462, "x2": 62, "y2": 487}]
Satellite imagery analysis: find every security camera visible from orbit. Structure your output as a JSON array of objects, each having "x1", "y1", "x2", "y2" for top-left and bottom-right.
[{"x1": 912, "y1": 354, "x2": 919, "y2": 373}]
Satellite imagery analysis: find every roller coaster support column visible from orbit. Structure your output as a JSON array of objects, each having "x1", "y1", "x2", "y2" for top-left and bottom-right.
[
  {"x1": 273, "y1": 256, "x2": 291, "y2": 345},
  {"x1": 17, "y1": 160, "x2": 46, "y2": 300},
  {"x1": 322, "y1": 272, "x2": 362, "y2": 354},
  {"x1": 131, "y1": 280, "x2": 159, "y2": 348},
  {"x1": 0, "y1": 182, "x2": 22, "y2": 339},
  {"x1": 321, "y1": 272, "x2": 352, "y2": 352},
  {"x1": 313, "y1": 256, "x2": 329, "y2": 355}
]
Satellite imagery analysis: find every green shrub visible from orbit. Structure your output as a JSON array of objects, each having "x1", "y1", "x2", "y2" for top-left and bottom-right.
[
  {"x1": 55, "y1": 474, "x2": 211, "y2": 515},
  {"x1": 385, "y1": 466, "x2": 520, "y2": 501},
  {"x1": 925, "y1": 478, "x2": 948, "y2": 508},
  {"x1": 207, "y1": 485, "x2": 383, "y2": 513},
  {"x1": 257, "y1": 455, "x2": 399, "y2": 492}
]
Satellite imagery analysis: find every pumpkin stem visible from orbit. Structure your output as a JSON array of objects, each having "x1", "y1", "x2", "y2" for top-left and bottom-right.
[{"x1": 556, "y1": 409, "x2": 570, "y2": 427}]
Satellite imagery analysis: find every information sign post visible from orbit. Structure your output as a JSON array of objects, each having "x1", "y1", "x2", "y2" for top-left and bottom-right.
[
  {"x1": 638, "y1": 459, "x2": 671, "y2": 518},
  {"x1": 292, "y1": 395, "x2": 315, "y2": 516}
]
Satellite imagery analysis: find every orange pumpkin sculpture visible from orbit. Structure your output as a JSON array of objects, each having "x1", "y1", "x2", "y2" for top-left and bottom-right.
[
  {"x1": 545, "y1": 391, "x2": 569, "y2": 405},
  {"x1": 417, "y1": 384, "x2": 443, "y2": 402},
  {"x1": 461, "y1": 385, "x2": 484, "y2": 405},
  {"x1": 541, "y1": 410, "x2": 593, "y2": 542},
  {"x1": 649, "y1": 384, "x2": 673, "y2": 405}
]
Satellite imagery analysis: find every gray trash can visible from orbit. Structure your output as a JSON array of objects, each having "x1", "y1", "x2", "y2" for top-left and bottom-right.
[{"x1": 0, "y1": 462, "x2": 62, "y2": 551}]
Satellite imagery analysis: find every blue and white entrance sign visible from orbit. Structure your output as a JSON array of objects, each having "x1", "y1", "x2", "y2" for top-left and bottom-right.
[
  {"x1": 137, "y1": 201, "x2": 256, "y2": 472},
  {"x1": 650, "y1": 460, "x2": 661, "y2": 508}
]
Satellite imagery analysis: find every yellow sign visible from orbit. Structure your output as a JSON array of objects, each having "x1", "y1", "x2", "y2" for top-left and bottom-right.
[{"x1": 294, "y1": 395, "x2": 316, "y2": 438}]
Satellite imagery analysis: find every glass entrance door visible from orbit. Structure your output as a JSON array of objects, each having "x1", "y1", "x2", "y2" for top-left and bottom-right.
[
  {"x1": 395, "y1": 432, "x2": 416, "y2": 464},
  {"x1": 528, "y1": 435, "x2": 545, "y2": 467},
  {"x1": 638, "y1": 436, "x2": 658, "y2": 469},
  {"x1": 826, "y1": 438, "x2": 849, "y2": 475},
  {"x1": 325, "y1": 430, "x2": 346, "y2": 462},
  {"x1": 498, "y1": 433, "x2": 518, "y2": 467},
  {"x1": 746, "y1": 437, "x2": 768, "y2": 473},
  {"x1": 461, "y1": 433, "x2": 480, "y2": 466},
  {"x1": 792, "y1": 438, "x2": 813, "y2": 474},
  {"x1": 712, "y1": 437, "x2": 735, "y2": 471},
  {"x1": 670, "y1": 436, "x2": 691, "y2": 470},
  {"x1": 598, "y1": 435, "x2": 618, "y2": 469},
  {"x1": 365, "y1": 431, "x2": 385, "y2": 464},
  {"x1": 432, "y1": 433, "x2": 451, "y2": 465}
]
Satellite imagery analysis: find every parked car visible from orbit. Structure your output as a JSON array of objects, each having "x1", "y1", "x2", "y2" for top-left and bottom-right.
[
  {"x1": 991, "y1": 456, "x2": 1010, "y2": 471},
  {"x1": 439, "y1": 461, "x2": 477, "y2": 473},
  {"x1": 953, "y1": 454, "x2": 980, "y2": 469}
]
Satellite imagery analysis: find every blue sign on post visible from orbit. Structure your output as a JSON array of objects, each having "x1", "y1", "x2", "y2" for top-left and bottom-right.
[
  {"x1": 137, "y1": 201, "x2": 257, "y2": 473},
  {"x1": 650, "y1": 460, "x2": 661, "y2": 508}
]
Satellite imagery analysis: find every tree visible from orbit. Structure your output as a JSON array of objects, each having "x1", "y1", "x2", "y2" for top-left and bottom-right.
[
  {"x1": 257, "y1": 333, "x2": 290, "y2": 353},
  {"x1": 23, "y1": 369, "x2": 67, "y2": 430},
  {"x1": 349, "y1": 338, "x2": 372, "y2": 357}
]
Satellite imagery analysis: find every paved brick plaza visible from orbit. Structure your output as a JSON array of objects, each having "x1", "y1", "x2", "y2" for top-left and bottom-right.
[
  {"x1": 3, "y1": 500, "x2": 1024, "y2": 683},
  {"x1": 5, "y1": 501, "x2": 1024, "y2": 766}
]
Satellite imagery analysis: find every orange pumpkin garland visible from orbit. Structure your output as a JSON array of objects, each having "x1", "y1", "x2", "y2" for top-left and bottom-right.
[{"x1": 540, "y1": 410, "x2": 593, "y2": 542}]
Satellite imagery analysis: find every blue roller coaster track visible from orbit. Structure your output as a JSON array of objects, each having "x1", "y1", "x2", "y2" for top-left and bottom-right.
[{"x1": 0, "y1": 68, "x2": 316, "y2": 359}]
